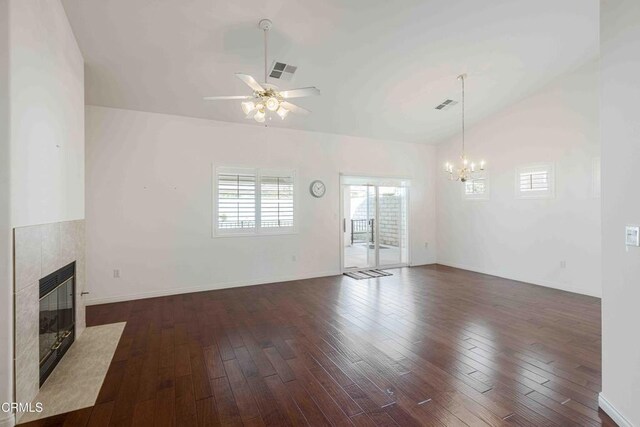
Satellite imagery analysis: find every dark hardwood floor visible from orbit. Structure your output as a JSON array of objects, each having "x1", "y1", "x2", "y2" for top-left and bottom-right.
[{"x1": 21, "y1": 265, "x2": 617, "y2": 426}]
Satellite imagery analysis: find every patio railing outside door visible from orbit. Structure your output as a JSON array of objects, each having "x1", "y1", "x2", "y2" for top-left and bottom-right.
[{"x1": 351, "y1": 219, "x2": 374, "y2": 244}]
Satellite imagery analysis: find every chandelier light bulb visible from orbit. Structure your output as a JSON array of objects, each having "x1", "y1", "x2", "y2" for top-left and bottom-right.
[
  {"x1": 276, "y1": 106, "x2": 289, "y2": 119},
  {"x1": 254, "y1": 109, "x2": 266, "y2": 122},
  {"x1": 241, "y1": 101, "x2": 255, "y2": 115},
  {"x1": 480, "y1": 160, "x2": 486, "y2": 170},
  {"x1": 266, "y1": 97, "x2": 279, "y2": 111}
]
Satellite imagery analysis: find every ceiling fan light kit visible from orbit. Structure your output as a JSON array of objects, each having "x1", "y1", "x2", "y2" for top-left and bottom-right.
[
  {"x1": 203, "y1": 18, "x2": 320, "y2": 124},
  {"x1": 241, "y1": 101, "x2": 255, "y2": 115},
  {"x1": 444, "y1": 74, "x2": 486, "y2": 182},
  {"x1": 276, "y1": 106, "x2": 289, "y2": 119}
]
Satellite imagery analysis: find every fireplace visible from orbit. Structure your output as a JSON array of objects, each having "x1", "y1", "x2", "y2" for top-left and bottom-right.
[{"x1": 39, "y1": 262, "x2": 75, "y2": 386}]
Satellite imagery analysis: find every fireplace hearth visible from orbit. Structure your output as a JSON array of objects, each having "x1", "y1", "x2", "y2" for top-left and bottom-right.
[{"x1": 39, "y1": 262, "x2": 75, "y2": 386}]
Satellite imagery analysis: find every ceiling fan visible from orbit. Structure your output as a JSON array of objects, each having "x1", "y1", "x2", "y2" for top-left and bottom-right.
[{"x1": 203, "y1": 19, "x2": 320, "y2": 123}]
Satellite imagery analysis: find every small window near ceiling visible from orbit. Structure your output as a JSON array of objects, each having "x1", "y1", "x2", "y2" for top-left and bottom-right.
[
  {"x1": 516, "y1": 163, "x2": 555, "y2": 199},
  {"x1": 463, "y1": 172, "x2": 489, "y2": 200},
  {"x1": 214, "y1": 167, "x2": 296, "y2": 236}
]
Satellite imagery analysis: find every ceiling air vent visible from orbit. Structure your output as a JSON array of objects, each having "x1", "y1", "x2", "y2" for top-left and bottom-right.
[
  {"x1": 269, "y1": 61, "x2": 297, "y2": 81},
  {"x1": 435, "y1": 99, "x2": 458, "y2": 110}
]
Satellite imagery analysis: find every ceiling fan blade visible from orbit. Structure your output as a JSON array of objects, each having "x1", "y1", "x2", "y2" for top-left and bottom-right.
[
  {"x1": 281, "y1": 101, "x2": 310, "y2": 116},
  {"x1": 235, "y1": 73, "x2": 265, "y2": 93},
  {"x1": 203, "y1": 95, "x2": 254, "y2": 100},
  {"x1": 280, "y1": 87, "x2": 321, "y2": 99}
]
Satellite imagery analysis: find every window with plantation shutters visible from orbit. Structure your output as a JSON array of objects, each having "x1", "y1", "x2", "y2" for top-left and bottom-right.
[
  {"x1": 516, "y1": 163, "x2": 554, "y2": 199},
  {"x1": 519, "y1": 170, "x2": 548, "y2": 192},
  {"x1": 463, "y1": 173, "x2": 489, "y2": 200},
  {"x1": 261, "y1": 174, "x2": 294, "y2": 229},
  {"x1": 466, "y1": 180, "x2": 485, "y2": 194},
  {"x1": 214, "y1": 167, "x2": 296, "y2": 236}
]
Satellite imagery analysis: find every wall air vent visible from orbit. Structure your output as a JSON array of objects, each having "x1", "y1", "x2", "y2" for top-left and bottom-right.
[
  {"x1": 269, "y1": 61, "x2": 297, "y2": 81},
  {"x1": 435, "y1": 99, "x2": 458, "y2": 110}
]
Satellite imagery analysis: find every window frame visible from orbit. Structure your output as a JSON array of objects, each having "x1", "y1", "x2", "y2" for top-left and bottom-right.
[
  {"x1": 213, "y1": 166, "x2": 297, "y2": 237},
  {"x1": 462, "y1": 171, "x2": 489, "y2": 201},
  {"x1": 515, "y1": 163, "x2": 555, "y2": 199}
]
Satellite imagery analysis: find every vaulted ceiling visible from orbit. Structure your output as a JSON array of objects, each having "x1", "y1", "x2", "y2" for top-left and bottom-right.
[{"x1": 61, "y1": 0, "x2": 599, "y2": 144}]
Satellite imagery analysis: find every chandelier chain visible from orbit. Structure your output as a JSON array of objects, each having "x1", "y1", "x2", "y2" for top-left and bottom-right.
[
  {"x1": 443, "y1": 73, "x2": 485, "y2": 182},
  {"x1": 461, "y1": 74, "x2": 465, "y2": 158}
]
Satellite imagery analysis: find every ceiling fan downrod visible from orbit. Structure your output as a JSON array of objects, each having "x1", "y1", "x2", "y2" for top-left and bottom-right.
[{"x1": 258, "y1": 19, "x2": 272, "y2": 84}]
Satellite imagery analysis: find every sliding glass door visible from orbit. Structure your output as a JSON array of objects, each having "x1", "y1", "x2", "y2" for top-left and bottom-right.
[
  {"x1": 343, "y1": 185, "x2": 377, "y2": 270},
  {"x1": 377, "y1": 186, "x2": 408, "y2": 267},
  {"x1": 341, "y1": 177, "x2": 409, "y2": 271}
]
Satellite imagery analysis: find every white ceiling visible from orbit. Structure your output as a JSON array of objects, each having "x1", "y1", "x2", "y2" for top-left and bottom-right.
[{"x1": 61, "y1": 0, "x2": 599, "y2": 144}]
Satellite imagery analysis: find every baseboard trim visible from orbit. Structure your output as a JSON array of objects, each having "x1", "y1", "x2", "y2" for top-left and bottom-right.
[
  {"x1": 0, "y1": 413, "x2": 15, "y2": 427},
  {"x1": 435, "y1": 261, "x2": 601, "y2": 298},
  {"x1": 599, "y1": 393, "x2": 634, "y2": 427},
  {"x1": 408, "y1": 262, "x2": 436, "y2": 268},
  {"x1": 84, "y1": 269, "x2": 342, "y2": 305}
]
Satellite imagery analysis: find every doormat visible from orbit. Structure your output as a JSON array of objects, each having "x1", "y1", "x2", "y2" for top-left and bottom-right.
[{"x1": 344, "y1": 269, "x2": 393, "y2": 280}]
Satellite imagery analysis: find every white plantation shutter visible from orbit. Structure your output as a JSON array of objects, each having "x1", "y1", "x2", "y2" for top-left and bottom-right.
[
  {"x1": 214, "y1": 167, "x2": 296, "y2": 236},
  {"x1": 516, "y1": 164, "x2": 554, "y2": 198},
  {"x1": 261, "y1": 174, "x2": 294, "y2": 229},
  {"x1": 465, "y1": 179, "x2": 486, "y2": 195},
  {"x1": 463, "y1": 173, "x2": 489, "y2": 200},
  {"x1": 216, "y1": 170, "x2": 256, "y2": 232},
  {"x1": 519, "y1": 170, "x2": 549, "y2": 192}
]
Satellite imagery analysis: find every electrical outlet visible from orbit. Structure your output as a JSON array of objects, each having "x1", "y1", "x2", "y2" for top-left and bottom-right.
[
  {"x1": 424, "y1": 242, "x2": 429, "y2": 248},
  {"x1": 113, "y1": 269, "x2": 120, "y2": 279},
  {"x1": 560, "y1": 260, "x2": 566, "y2": 269},
  {"x1": 291, "y1": 255, "x2": 297, "y2": 262}
]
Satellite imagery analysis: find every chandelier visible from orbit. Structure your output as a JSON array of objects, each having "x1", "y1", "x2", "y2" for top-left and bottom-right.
[{"x1": 444, "y1": 74, "x2": 485, "y2": 182}]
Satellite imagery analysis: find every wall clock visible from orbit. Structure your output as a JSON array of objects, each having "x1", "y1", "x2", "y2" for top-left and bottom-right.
[{"x1": 310, "y1": 180, "x2": 326, "y2": 198}]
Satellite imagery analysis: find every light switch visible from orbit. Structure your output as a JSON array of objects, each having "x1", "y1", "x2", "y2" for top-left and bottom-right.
[{"x1": 625, "y1": 226, "x2": 640, "y2": 247}]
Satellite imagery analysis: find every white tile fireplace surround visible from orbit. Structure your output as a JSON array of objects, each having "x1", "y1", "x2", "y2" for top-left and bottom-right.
[{"x1": 13, "y1": 220, "x2": 86, "y2": 423}]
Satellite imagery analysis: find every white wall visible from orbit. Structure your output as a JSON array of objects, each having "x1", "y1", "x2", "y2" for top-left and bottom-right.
[
  {"x1": 0, "y1": 1, "x2": 13, "y2": 425},
  {"x1": 2, "y1": 2, "x2": 84, "y2": 425},
  {"x1": 600, "y1": 1, "x2": 640, "y2": 425},
  {"x1": 436, "y1": 61, "x2": 601, "y2": 297},
  {"x1": 9, "y1": 0, "x2": 84, "y2": 227},
  {"x1": 85, "y1": 106, "x2": 437, "y2": 304}
]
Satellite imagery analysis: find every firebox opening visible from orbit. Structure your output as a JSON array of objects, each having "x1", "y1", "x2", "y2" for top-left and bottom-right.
[{"x1": 39, "y1": 262, "x2": 75, "y2": 386}]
